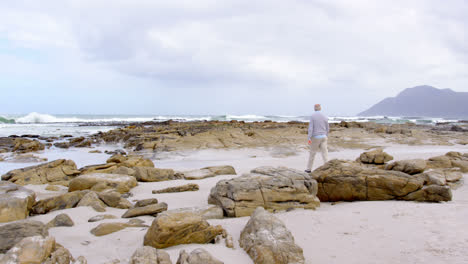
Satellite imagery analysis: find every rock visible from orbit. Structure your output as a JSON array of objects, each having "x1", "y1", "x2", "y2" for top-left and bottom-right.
[
  {"x1": 88, "y1": 214, "x2": 118, "y2": 222},
  {"x1": 46, "y1": 213, "x2": 74, "y2": 228},
  {"x1": 89, "y1": 150, "x2": 102, "y2": 153},
  {"x1": 451, "y1": 160, "x2": 468, "y2": 173},
  {"x1": 134, "y1": 198, "x2": 159, "y2": 208},
  {"x1": 152, "y1": 184, "x2": 199, "y2": 194},
  {"x1": 90, "y1": 220, "x2": 148, "y2": 236},
  {"x1": 164, "y1": 205, "x2": 224, "y2": 220},
  {"x1": 176, "y1": 248, "x2": 223, "y2": 264},
  {"x1": 427, "y1": 155, "x2": 452, "y2": 169},
  {"x1": 129, "y1": 246, "x2": 172, "y2": 264},
  {"x1": 0, "y1": 220, "x2": 49, "y2": 253},
  {"x1": 54, "y1": 142, "x2": 70, "y2": 149},
  {"x1": 31, "y1": 191, "x2": 88, "y2": 215},
  {"x1": 68, "y1": 173, "x2": 137, "y2": 194},
  {"x1": 225, "y1": 234, "x2": 234, "y2": 249},
  {"x1": 12, "y1": 138, "x2": 45, "y2": 153},
  {"x1": 0, "y1": 236, "x2": 55, "y2": 263},
  {"x1": 133, "y1": 167, "x2": 178, "y2": 182},
  {"x1": 357, "y1": 149, "x2": 393, "y2": 164},
  {"x1": 122, "y1": 202, "x2": 168, "y2": 218},
  {"x1": 401, "y1": 185, "x2": 452, "y2": 202},
  {"x1": 116, "y1": 198, "x2": 133, "y2": 209},
  {"x1": 143, "y1": 211, "x2": 224, "y2": 249},
  {"x1": 181, "y1": 165, "x2": 236, "y2": 180},
  {"x1": 77, "y1": 191, "x2": 107, "y2": 212},
  {"x1": 385, "y1": 159, "x2": 427, "y2": 174},
  {"x1": 0, "y1": 182, "x2": 36, "y2": 223},
  {"x1": 312, "y1": 159, "x2": 450, "y2": 202},
  {"x1": 208, "y1": 166, "x2": 320, "y2": 217},
  {"x1": 239, "y1": 207, "x2": 305, "y2": 264},
  {"x1": 10, "y1": 154, "x2": 48, "y2": 163},
  {"x1": 97, "y1": 190, "x2": 122, "y2": 207},
  {"x1": 45, "y1": 185, "x2": 61, "y2": 191},
  {"x1": 79, "y1": 155, "x2": 154, "y2": 175},
  {"x1": 43, "y1": 245, "x2": 74, "y2": 264},
  {"x1": 1, "y1": 159, "x2": 80, "y2": 185}
]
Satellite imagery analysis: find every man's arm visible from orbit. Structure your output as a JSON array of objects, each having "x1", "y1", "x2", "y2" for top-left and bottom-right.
[
  {"x1": 326, "y1": 118, "x2": 329, "y2": 136},
  {"x1": 308, "y1": 116, "x2": 314, "y2": 140}
]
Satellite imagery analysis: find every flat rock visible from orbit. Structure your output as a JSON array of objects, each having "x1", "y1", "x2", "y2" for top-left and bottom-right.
[
  {"x1": 152, "y1": 184, "x2": 199, "y2": 194},
  {"x1": 239, "y1": 207, "x2": 305, "y2": 264},
  {"x1": 133, "y1": 167, "x2": 178, "y2": 182},
  {"x1": 181, "y1": 165, "x2": 236, "y2": 180},
  {"x1": 357, "y1": 149, "x2": 393, "y2": 164},
  {"x1": 385, "y1": 159, "x2": 427, "y2": 174},
  {"x1": 68, "y1": 173, "x2": 137, "y2": 194},
  {"x1": 144, "y1": 211, "x2": 224, "y2": 249},
  {"x1": 0, "y1": 220, "x2": 49, "y2": 253},
  {"x1": 165, "y1": 205, "x2": 224, "y2": 220},
  {"x1": 0, "y1": 182, "x2": 36, "y2": 223},
  {"x1": 1, "y1": 159, "x2": 80, "y2": 185},
  {"x1": 134, "y1": 198, "x2": 159, "y2": 208},
  {"x1": 31, "y1": 190, "x2": 88, "y2": 215},
  {"x1": 129, "y1": 246, "x2": 172, "y2": 264},
  {"x1": 88, "y1": 214, "x2": 118, "y2": 222},
  {"x1": 177, "y1": 248, "x2": 223, "y2": 264},
  {"x1": 122, "y1": 202, "x2": 168, "y2": 218},
  {"x1": 208, "y1": 166, "x2": 320, "y2": 217},
  {"x1": 90, "y1": 220, "x2": 148, "y2": 236}
]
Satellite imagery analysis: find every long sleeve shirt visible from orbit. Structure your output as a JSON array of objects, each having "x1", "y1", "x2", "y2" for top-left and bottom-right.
[{"x1": 307, "y1": 111, "x2": 329, "y2": 140}]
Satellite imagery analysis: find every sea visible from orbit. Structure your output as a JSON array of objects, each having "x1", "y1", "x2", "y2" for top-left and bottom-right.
[{"x1": 0, "y1": 112, "x2": 465, "y2": 138}]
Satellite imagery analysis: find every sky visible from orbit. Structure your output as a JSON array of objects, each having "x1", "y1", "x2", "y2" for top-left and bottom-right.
[{"x1": 1, "y1": 0, "x2": 467, "y2": 116}]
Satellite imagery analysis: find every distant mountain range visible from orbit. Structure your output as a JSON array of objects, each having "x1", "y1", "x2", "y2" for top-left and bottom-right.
[{"x1": 359, "y1": 85, "x2": 468, "y2": 118}]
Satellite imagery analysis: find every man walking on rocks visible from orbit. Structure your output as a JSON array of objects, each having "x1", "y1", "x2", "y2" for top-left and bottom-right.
[{"x1": 305, "y1": 104, "x2": 329, "y2": 173}]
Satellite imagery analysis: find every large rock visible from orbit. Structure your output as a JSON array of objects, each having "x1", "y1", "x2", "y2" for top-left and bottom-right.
[
  {"x1": 357, "y1": 149, "x2": 393, "y2": 164},
  {"x1": 0, "y1": 220, "x2": 49, "y2": 253},
  {"x1": 181, "y1": 165, "x2": 236, "y2": 180},
  {"x1": 90, "y1": 219, "x2": 148, "y2": 236},
  {"x1": 122, "y1": 202, "x2": 168, "y2": 218},
  {"x1": 79, "y1": 154, "x2": 155, "y2": 175},
  {"x1": 239, "y1": 207, "x2": 305, "y2": 264},
  {"x1": 68, "y1": 173, "x2": 137, "y2": 193},
  {"x1": 422, "y1": 168, "x2": 463, "y2": 186},
  {"x1": 427, "y1": 155, "x2": 453, "y2": 169},
  {"x1": 46, "y1": 213, "x2": 75, "y2": 229},
  {"x1": 129, "y1": 246, "x2": 172, "y2": 264},
  {"x1": 208, "y1": 166, "x2": 320, "y2": 217},
  {"x1": 0, "y1": 137, "x2": 45, "y2": 154},
  {"x1": 312, "y1": 159, "x2": 451, "y2": 202},
  {"x1": 31, "y1": 191, "x2": 88, "y2": 215},
  {"x1": 385, "y1": 159, "x2": 427, "y2": 175},
  {"x1": 0, "y1": 182, "x2": 36, "y2": 223},
  {"x1": 77, "y1": 191, "x2": 107, "y2": 212},
  {"x1": 133, "y1": 167, "x2": 179, "y2": 182},
  {"x1": 451, "y1": 160, "x2": 468, "y2": 173},
  {"x1": 401, "y1": 185, "x2": 452, "y2": 202},
  {"x1": 1, "y1": 159, "x2": 80, "y2": 185},
  {"x1": 165, "y1": 205, "x2": 224, "y2": 220},
  {"x1": 144, "y1": 211, "x2": 224, "y2": 249},
  {"x1": 176, "y1": 248, "x2": 223, "y2": 264},
  {"x1": 152, "y1": 184, "x2": 199, "y2": 194}
]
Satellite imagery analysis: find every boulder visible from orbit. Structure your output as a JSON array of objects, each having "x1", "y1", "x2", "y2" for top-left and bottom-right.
[
  {"x1": 88, "y1": 214, "x2": 118, "y2": 222},
  {"x1": 122, "y1": 202, "x2": 168, "y2": 218},
  {"x1": 165, "y1": 205, "x2": 224, "y2": 220},
  {"x1": 152, "y1": 184, "x2": 199, "y2": 194},
  {"x1": 385, "y1": 159, "x2": 427, "y2": 175},
  {"x1": 0, "y1": 220, "x2": 49, "y2": 253},
  {"x1": 129, "y1": 246, "x2": 172, "y2": 264},
  {"x1": 1, "y1": 159, "x2": 80, "y2": 185},
  {"x1": 239, "y1": 207, "x2": 305, "y2": 264},
  {"x1": 80, "y1": 155, "x2": 155, "y2": 175},
  {"x1": 133, "y1": 167, "x2": 179, "y2": 182},
  {"x1": 427, "y1": 155, "x2": 452, "y2": 169},
  {"x1": 46, "y1": 213, "x2": 74, "y2": 228},
  {"x1": 401, "y1": 185, "x2": 452, "y2": 202},
  {"x1": 45, "y1": 185, "x2": 61, "y2": 191},
  {"x1": 0, "y1": 182, "x2": 36, "y2": 223},
  {"x1": 68, "y1": 173, "x2": 137, "y2": 194},
  {"x1": 144, "y1": 211, "x2": 224, "y2": 249},
  {"x1": 357, "y1": 149, "x2": 393, "y2": 164},
  {"x1": 31, "y1": 191, "x2": 88, "y2": 215},
  {"x1": 90, "y1": 219, "x2": 148, "y2": 236},
  {"x1": 12, "y1": 138, "x2": 45, "y2": 153},
  {"x1": 97, "y1": 190, "x2": 122, "y2": 207},
  {"x1": 77, "y1": 191, "x2": 107, "y2": 212},
  {"x1": 208, "y1": 166, "x2": 320, "y2": 217},
  {"x1": 312, "y1": 159, "x2": 451, "y2": 202},
  {"x1": 176, "y1": 248, "x2": 223, "y2": 264},
  {"x1": 451, "y1": 160, "x2": 468, "y2": 173},
  {"x1": 422, "y1": 168, "x2": 463, "y2": 186},
  {"x1": 134, "y1": 198, "x2": 159, "y2": 208},
  {"x1": 181, "y1": 165, "x2": 236, "y2": 180}
]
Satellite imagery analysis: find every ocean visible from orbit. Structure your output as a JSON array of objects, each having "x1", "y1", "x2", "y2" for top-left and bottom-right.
[{"x1": 0, "y1": 112, "x2": 464, "y2": 137}]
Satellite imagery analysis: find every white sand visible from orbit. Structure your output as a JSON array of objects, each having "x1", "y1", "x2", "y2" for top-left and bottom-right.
[{"x1": 1, "y1": 143, "x2": 468, "y2": 263}]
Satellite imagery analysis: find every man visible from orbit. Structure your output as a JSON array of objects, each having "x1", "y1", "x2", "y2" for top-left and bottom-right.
[{"x1": 305, "y1": 104, "x2": 329, "y2": 173}]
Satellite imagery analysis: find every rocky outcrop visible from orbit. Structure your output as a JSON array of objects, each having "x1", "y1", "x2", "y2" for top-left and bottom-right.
[
  {"x1": 68, "y1": 173, "x2": 137, "y2": 193},
  {"x1": 77, "y1": 191, "x2": 107, "y2": 212},
  {"x1": 80, "y1": 154, "x2": 154, "y2": 174},
  {"x1": 422, "y1": 168, "x2": 463, "y2": 187},
  {"x1": 312, "y1": 159, "x2": 452, "y2": 202},
  {"x1": 357, "y1": 149, "x2": 393, "y2": 164},
  {"x1": 208, "y1": 166, "x2": 320, "y2": 217},
  {"x1": 144, "y1": 211, "x2": 224, "y2": 249},
  {"x1": 176, "y1": 248, "x2": 223, "y2": 264},
  {"x1": 122, "y1": 202, "x2": 168, "y2": 218},
  {"x1": 0, "y1": 220, "x2": 49, "y2": 254},
  {"x1": 90, "y1": 219, "x2": 148, "y2": 236},
  {"x1": 427, "y1": 152, "x2": 468, "y2": 172},
  {"x1": 0, "y1": 236, "x2": 86, "y2": 264},
  {"x1": 239, "y1": 207, "x2": 305, "y2": 264},
  {"x1": 164, "y1": 205, "x2": 224, "y2": 220},
  {"x1": 152, "y1": 184, "x2": 199, "y2": 194},
  {"x1": 129, "y1": 246, "x2": 172, "y2": 264},
  {"x1": 1, "y1": 159, "x2": 80, "y2": 185},
  {"x1": 46, "y1": 213, "x2": 75, "y2": 229},
  {"x1": 0, "y1": 182, "x2": 36, "y2": 223},
  {"x1": 0, "y1": 137, "x2": 44, "y2": 154},
  {"x1": 31, "y1": 191, "x2": 89, "y2": 215},
  {"x1": 180, "y1": 165, "x2": 236, "y2": 180},
  {"x1": 385, "y1": 159, "x2": 427, "y2": 175}
]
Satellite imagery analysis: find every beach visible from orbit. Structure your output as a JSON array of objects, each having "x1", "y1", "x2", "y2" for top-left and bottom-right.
[{"x1": 1, "y1": 121, "x2": 468, "y2": 263}]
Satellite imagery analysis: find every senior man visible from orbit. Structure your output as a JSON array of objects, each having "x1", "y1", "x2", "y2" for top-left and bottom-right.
[{"x1": 305, "y1": 104, "x2": 329, "y2": 173}]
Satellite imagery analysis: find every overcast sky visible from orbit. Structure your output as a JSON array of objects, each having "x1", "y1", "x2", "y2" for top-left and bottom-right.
[{"x1": 1, "y1": 0, "x2": 467, "y2": 116}]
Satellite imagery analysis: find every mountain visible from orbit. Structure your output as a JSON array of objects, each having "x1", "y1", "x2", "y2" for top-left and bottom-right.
[{"x1": 359, "y1": 85, "x2": 468, "y2": 118}]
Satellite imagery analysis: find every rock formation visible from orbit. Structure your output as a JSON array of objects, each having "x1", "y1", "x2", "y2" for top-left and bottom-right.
[
  {"x1": 122, "y1": 202, "x2": 168, "y2": 218},
  {"x1": 180, "y1": 165, "x2": 236, "y2": 180},
  {"x1": 0, "y1": 182, "x2": 36, "y2": 223},
  {"x1": 0, "y1": 220, "x2": 49, "y2": 254},
  {"x1": 176, "y1": 248, "x2": 223, "y2": 264},
  {"x1": 68, "y1": 173, "x2": 137, "y2": 193},
  {"x1": 129, "y1": 246, "x2": 172, "y2": 264},
  {"x1": 357, "y1": 149, "x2": 393, "y2": 164}
]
